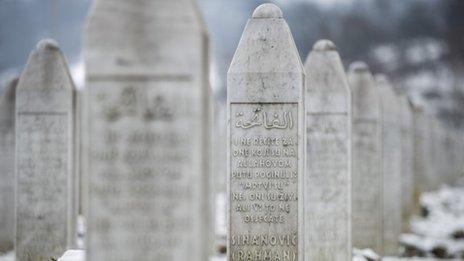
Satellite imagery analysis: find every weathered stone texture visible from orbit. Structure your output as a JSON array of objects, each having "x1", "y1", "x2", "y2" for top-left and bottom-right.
[
  {"x1": 15, "y1": 39, "x2": 74, "y2": 261},
  {"x1": 304, "y1": 39, "x2": 351, "y2": 260},
  {"x1": 0, "y1": 78, "x2": 17, "y2": 252},
  {"x1": 84, "y1": 0, "x2": 211, "y2": 260},
  {"x1": 348, "y1": 62, "x2": 382, "y2": 254},
  {"x1": 376, "y1": 75, "x2": 402, "y2": 255},
  {"x1": 227, "y1": 4, "x2": 305, "y2": 261}
]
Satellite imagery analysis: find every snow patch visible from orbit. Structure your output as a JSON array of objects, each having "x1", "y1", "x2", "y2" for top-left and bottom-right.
[
  {"x1": 400, "y1": 186, "x2": 464, "y2": 258},
  {"x1": 58, "y1": 250, "x2": 85, "y2": 261}
]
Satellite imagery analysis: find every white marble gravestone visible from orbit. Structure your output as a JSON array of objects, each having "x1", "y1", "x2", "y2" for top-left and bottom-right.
[
  {"x1": 0, "y1": 78, "x2": 17, "y2": 252},
  {"x1": 227, "y1": 4, "x2": 305, "y2": 261},
  {"x1": 304, "y1": 40, "x2": 351, "y2": 260},
  {"x1": 348, "y1": 62, "x2": 382, "y2": 254},
  {"x1": 15, "y1": 39, "x2": 74, "y2": 260},
  {"x1": 84, "y1": 0, "x2": 211, "y2": 260},
  {"x1": 376, "y1": 75, "x2": 402, "y2": 255},
  {"x1": 398, "y1": 95, "x2": 414, "y2": 232}
]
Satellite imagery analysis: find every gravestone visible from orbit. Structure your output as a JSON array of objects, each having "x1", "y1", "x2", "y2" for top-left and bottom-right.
[
  {"x1": 348, "y1": 62, "x2": 382, "y2": 254},
  {"x1": 442, "y1": 129, "x2": 455, "y2": 185},
  {"x1": 15, "y1": 39, "x2": 74, "y2": 260},
  {"x1": 227, "y1": 4, "x2": 305, "y2": 261},
  {"x1": 435, "y1": 122, "x2": 448, "y2": 185},
  {"x1": 376, "y1": 75, "x2": 402, "y2": 255},
  {"x1": 398, "y1": 95, "x2": 414, "y2": 232},
  {"x1": 0, "y1": 77, "x2": 17, "y2": 252},
  {"x1": 425, "y1": 116, "x2": 438, "y2": 191},
  {"x1": 72, "y1": 87, "x2": 80, "y2": 249},
  {"x1": 450, "y1": 130, "x2": 464, "y2": 184},
  {"x1": 212, "y1": 99, "x2": 227, "y2": 251},
  {"x1": 84, "y1": 0, "x2": 211, "y2": 260},
  {"x1": 411, "y1": 106, "x2": 427, "y2": 205},
  {"x1": 303, "y1": 40, "x2": 351, "y2": 260}
]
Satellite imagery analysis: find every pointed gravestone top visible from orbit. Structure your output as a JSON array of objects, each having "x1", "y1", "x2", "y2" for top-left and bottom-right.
[
  {"x1": 350, "y1": 61, "x2": 370, "y2": 73},
  {"x1": 252, "y1": 3, "x2": 283, "y2": 18},
  {"x1": 305, "y1": 40, "x2": 349, "y2": 113},
  {"x1": 312, "y1": 39, "x2": 337, "y2": 52},
  {"x1": 348, "y1": 61, "x2": 379, "y2": 120},
  {"x1": 17, "y1": 39, "x2": 73, "y2": 112},
  {"x1": 36, "y1": 39, "x2": 59, "y2": 51},
  {"x1": 375, "y1": 74, "x2": 400, "y2": 121},
  {"x1": 228, "y1": 4, "x2": 304, "y2": 102}
]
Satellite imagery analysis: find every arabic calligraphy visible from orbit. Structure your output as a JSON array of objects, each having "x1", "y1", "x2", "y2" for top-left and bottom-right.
[
  {"x1": 235, "y1": 106, "x2": 294, "y2": 130},
  {"x1": 99, "y1": 87, "x2": 174, "y2": 123}
]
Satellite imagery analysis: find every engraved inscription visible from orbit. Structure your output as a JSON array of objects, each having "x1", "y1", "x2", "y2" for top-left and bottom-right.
[
  {"x1": 89, "y1": 80, "x2": 200, "y2": 260},
  {"x1": 306, "y1": 113, "x2": 350, "y2": 257},
  {"x1": 230, "y1": 103, "x2": 298, "y2": 261},
  {"x1": 16, "y1": 114, "x2": 69, "y2": 259}
]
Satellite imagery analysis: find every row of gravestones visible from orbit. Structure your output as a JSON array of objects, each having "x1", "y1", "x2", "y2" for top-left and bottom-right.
[{"x1": 0, "y1": 2, "x2": 463, "y2": 261}]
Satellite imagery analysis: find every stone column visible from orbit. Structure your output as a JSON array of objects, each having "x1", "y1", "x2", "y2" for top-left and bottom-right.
[
  {"x1": 0, "y1": 77, "x2": 17, "y2": 252},
  {"x1": 227, "y1": 4, "x2": 305, "y2": 261},
  {"x1": 212, "y1": 99, "x2": 227, "y2": 252},
  {"x1": 376, "y1": 75, "x2": 402, "y2": 255},
  {"x1": 15, "y1": 39, "x2": 74, "y2": 261},
  {"x1": 304, "y1": 40, "x2": 351, "y2": 260},
  {"x1": 398, "y1": 95, "x2": 414, "y2": 232},
  {"x1": 83, "y1": 0, "x2": 211, "y2": 260},
  {"x1": 412, "y1": 106, "x2": 428, "y2": 207},
  {"x1": 348, "y1": 62, "x2": 382, "y2": 254},
  {"x1": 426, "y1": 116, "x2": 439, "y2": 190}
]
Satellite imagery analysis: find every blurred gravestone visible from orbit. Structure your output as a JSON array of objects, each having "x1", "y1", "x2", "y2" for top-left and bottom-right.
[
  {"x1": 73, "y1": 88, "x2": 82, "y2": 218},
  {"x1": 227, "y1": 4, "x2": 305, "y2": 260},
  {"x1": 412, "y1": 106, "x2": 428, "y2": 205},
  {"x1": 15, "y1": 39, "x2": 74, "y2": 260},
  {"x1": 429, "y1": 118, "x2": 440, "y2": 189},
  {"x1": 376, "y1": 75, "x2": 402, "y2": 255},
  {"x1": 71, "y1": 87, "x2": 80, "y2": 249},
  {"x1": 84, "y1": 0, "x2": 211, "y2": 260},
  {"x1": 304, "y1": 40, "x2": 351, "y2": 260},
  {"x1": 348, "y1": 62, "x2": 382, "y2": 254},
  {"x1": 0, "y1": 77, "x2": 17, "y2": 252},
  {"x1": 398, "y1": 95, "x2": 414, "y2": 232},
  {"x1": 426, "y1": 116, "x2": 438, "y2": 190},
  {"x1": 212, "y1": 99, "x2": 227, "y2": 251}
]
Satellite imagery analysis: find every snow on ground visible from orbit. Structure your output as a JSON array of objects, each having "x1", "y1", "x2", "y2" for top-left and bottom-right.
[
  {"x1": 58, "y1": 250, "x2": 85, "y2": 261},
  {"x1": 353, "y1": 248, "x2": 381, "y2": 261},
  {"x1": 0, "y1": 252, "x2": 13, "y2": 261},
  {"x1": 400, "y1": 185, "x2": 464, "y2": 259}
]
